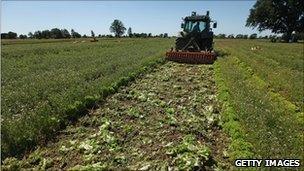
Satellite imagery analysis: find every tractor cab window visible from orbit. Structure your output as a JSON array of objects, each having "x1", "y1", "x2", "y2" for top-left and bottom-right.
[{"x1": 184, "y1": 21, "x2": 206, "y2": 32}]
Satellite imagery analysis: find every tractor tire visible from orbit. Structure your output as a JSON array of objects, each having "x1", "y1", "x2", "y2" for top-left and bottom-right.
[{"x1": 175, "y1": 37, "x2": 188, "y2": 51}]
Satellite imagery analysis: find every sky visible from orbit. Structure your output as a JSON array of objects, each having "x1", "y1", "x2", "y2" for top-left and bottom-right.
[{"x1": 1, "y1": 1, "x2": 273, "y2": 36}]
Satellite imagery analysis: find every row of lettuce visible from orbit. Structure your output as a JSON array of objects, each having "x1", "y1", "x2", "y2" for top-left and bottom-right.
[
  {"x1": 1, "y1": 39, "x2": 173, "y2": 159},
  {"x1": 2, "y1": 57, "x2": 166, "y2": 159},
  {"x1": 214, "y1": 43, "x2": 303, "y2": 161}
]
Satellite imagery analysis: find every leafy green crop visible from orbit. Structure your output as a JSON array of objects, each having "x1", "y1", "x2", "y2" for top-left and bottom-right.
[
  {"x1": 1, "y1": 38, "x2": 173, "y2": 158},
  {"x1": 215, "y1": 39, "x2": 303, "y2": 160}
]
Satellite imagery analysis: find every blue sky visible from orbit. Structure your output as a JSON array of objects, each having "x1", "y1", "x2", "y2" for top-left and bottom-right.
[{"x1": 1, "y1": 1, "x2": 272, "y2": 36}]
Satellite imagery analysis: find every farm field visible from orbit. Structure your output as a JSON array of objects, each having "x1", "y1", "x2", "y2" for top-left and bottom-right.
[
  {"x1": 1, "y1": 38, "x2": 174, "y2": 158},
  {"x1": 2, "y1": 62, "x2": 230, "y2": 170},
  {"x1": 1, "y1": 38, "x2": 303, "y2": 169},
  {"x1": 214, "y1": 39, "x2": 303, "y2": 159}
]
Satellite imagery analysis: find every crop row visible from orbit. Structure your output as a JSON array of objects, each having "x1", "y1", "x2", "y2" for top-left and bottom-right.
[
  {"x1": 1, "y1": 38, "x2": 173, "y2": 158},
  {"x1": 214, "y1": 41, "x2": 303, "y2": 159}
]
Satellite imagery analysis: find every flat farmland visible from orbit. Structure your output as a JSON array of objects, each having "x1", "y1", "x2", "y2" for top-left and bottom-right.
[
  {"x1": 214, "y1": 39, "x2": 303, "y2": 159},
  {"x1": 1, "y1": 38, "x2": 174, "y2": 158},
  {"x1": 1, "y1": 38, "x2": 303, "y2": 170}
]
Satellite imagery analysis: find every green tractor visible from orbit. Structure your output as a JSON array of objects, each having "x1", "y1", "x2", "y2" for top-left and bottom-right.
[{"x1": 166, "y1": 11, "x2": 217, "y2": 64}]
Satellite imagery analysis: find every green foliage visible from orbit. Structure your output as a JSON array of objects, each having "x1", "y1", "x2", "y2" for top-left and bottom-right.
[
  {"x1": 110, "y1": 19, "x2": 126, "y2": 37},
  {"x1": 249, "y1": 33, "x2": 257, "y2": 39},
  {"x1": 71, "y1": 29, "x2": 82, "y2": 38},
  {"x1": 1, "y1": 32, "x2": 18, "y2": 39},
  {"x1": 246, "y1": 0, "x2": 304, "y2": 42},
  {"x1": 127, "y1": 27, "x2": 133, "y2": 37}
]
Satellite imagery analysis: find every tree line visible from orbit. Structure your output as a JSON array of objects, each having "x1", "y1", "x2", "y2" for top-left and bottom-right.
[
  {"x1": 1, "y1": 20, "x2": 169, "y2": 39},
  {"x1": 1, "y1": 28, "x2": 82, "y2": 39},
  {"x1": 214, "y1": 33, "x2": 303, "y2": 42}
]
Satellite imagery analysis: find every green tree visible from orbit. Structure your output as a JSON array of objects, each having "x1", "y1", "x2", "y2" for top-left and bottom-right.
[
  {"x1": 41, "y1": 30, "x2": 51, "y2": 39},
  {"x1": 228, "y1": 34, "x2": 234, "y2": 39},
  {"x1": 28, "y1": 32, "x2": 33, "y2": 38},
  {"x1": 71, "y1": 29, "x2": 81, "y2": 38},
  {"x1": 61, "y1": 29, "x2": 71, "y2": 39},
  {"x1": 1, "y1": 33, "x2": 9, "y2": 39},
  {"x1": 34, "y1": 31, "x2": 42, "y2": 39},
  {"x1": 7, "y1": 32, "x2": 17, "y2": 39},
  {"x1": 127, "y1": 27, "x2": 133, "y2": 37},
  {"x1": 110, "y1": 19, "x2": 126, "y2": 37},
  {"x1": 246, "y1": 0, "x2": 304, "y2": 42},
  {"x1": 91, "y1": 30, "x2": 95, "y2": 38},
  {"x1": 50, "y1": 28, "x2": 63, "y2": 39},
  {"x1": 236, "y1": 34, "x2": 243, "y2": 39},
  {"x1": 218, "y1": 34, "x2": 226, "y2": 39},
  {"x1": 249, "y1": 33, "x2": 258, "y2": 39},
  {"x1": 19, "y1": 34, "x2": 27, "y2": 39}
]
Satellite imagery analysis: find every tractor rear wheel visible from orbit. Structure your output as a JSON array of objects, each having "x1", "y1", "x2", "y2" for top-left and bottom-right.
[{"x1": 175, "y1": 37, "x2": 188, "y2": 51}]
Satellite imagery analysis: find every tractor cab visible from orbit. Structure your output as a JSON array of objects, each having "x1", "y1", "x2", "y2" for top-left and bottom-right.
[{"x1": 181, "y1": 11, "x2": 216, "y2": 33}]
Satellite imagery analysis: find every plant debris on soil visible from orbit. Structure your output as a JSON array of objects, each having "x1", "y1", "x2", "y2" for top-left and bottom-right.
[{"x1": 2, "y1": 62, "x2": 230, "y2": 170}]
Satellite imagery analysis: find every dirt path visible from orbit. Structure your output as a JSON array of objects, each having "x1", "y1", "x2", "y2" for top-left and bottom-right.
[{"x1": 3, "y1": 62, "x2": 230, "y2": 170}]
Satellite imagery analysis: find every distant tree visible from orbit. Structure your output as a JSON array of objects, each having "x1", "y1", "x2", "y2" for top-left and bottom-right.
[
  {"x1": 236, "y1": 34, "x2": 243, "y2": 39},
  {"x1": 127, "y1": 27, "x2": 133, "y2": 37},
  {"x1": 246, "y1": 0, "x2": 304, "y2": 42},
  {"x1": 228, "y1": 34, "x2": 234, "y2": 39},
  {"x1": 132, "y1": 33, "x2": 139, "y2": 38},
  {"x1": 110, "y1": 19, "x2": 126, "y2": 37},
  {"x1": 98, "y1": 34, "x2": 102, "y2": 38},
  {"x1": 148, "y1": 33, "x2": 152, "y2": 37},
  {"x1": 141, "y1": 33, "x2": 147, "y2": 38},
  {"x1": 163, "y1": 33, "x2": 168, "y2": 38},
  {"x1": 91, "y1": 30, "x2": 95, "y2": 38},
  {"x1": 28, "y1": 32, "x2": 34, "y2": 38},
  {"x1": 71, "y1": 29, "x2": 75, "y2": 37},
  {"x1": 106, "y1": 34, "x2": 114, "y2": 38},
  {"x1": 83, "y1": 34, "x2": 87, "y2": 38},
  {"x1": 249, "y1": 33, "x2": 258, "y2": 39},
  {"x1": 6, "y1": 32, "x2": 17, "y2": 39},
  {"x1": 41, "y1": 30, "x2": 51, "y2": 39},
  {"x1": 243, "y1": 35, "x2": 248, "y2": 39},
  {"x1": 34, "y1": 31, "x2": 42, "y2": 39},
  {"x1": 159, "y1": 33, "x2": 164, "y2": 38},
  {"x1": 61, "y1": 29, "x2": 71, "y2": 39},
  {"x1": 218, "y1": 34, "x2": 226, "y2": 39},
  {"x1": 71, "y1": 29, "x2": 81, "y2": 38},
  {"x1": 1, "y1": 33, "x2": 9, "y2": 39},
  {"x1": 19, "y1": 34, "x2": 27, "y2": 39},
  {"x1": 50, "y1": 28, "x2": 63, "y2": 39}
]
